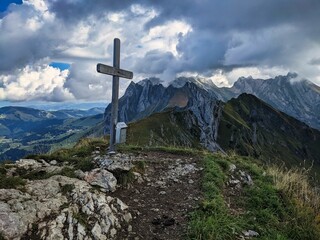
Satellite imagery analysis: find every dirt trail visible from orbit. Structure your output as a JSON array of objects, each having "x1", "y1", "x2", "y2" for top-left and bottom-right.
[{"x1": 111, "y1": 151, "x2": 203, "y2": 240}]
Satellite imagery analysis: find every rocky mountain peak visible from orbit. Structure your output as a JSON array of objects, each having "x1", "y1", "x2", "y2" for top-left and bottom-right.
[
  {"x1": 230, "y1": 73, "x2": 320, "y2": 129},
  {"x1": 136, "y1": 77, "x2": 163, "y2": 87}
]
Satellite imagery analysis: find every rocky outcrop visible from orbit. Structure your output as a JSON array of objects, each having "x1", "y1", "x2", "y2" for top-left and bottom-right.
[
  {"x1": 104, "y1": 79, "x2": 168, "y2": 134},
  {"x1": 182, "y1": 82, "x2": 224, "y2": 151},
  {"x1": 0, "y1": 159, "x2": 133, "y2": 240},
  {"x1": 104, "y1": 79, "x2": 224, "y2": 151}
]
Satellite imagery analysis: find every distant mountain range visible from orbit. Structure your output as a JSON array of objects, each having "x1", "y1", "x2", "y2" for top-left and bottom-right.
[
  {"x1": 0, "y1": 107, "x2": 104, "y2": 160},
  {"x1": 125, "y1": 73, "x2": 319, "y2": 130},
  {"x1": 0, "y1": 101, "x2": 108, "y2": 111}
]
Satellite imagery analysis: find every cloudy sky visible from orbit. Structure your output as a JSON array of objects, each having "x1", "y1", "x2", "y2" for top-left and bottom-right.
[{"x1": 0, "y1": 0, "x2": 320, "y2": 103}]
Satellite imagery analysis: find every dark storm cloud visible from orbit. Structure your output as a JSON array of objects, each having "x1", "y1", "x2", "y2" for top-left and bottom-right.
[
  {"x1": 134, "y1": 50, "x2": 175, "y2": 74},
  {"x1": 146, "y1": 0, "x2": 320, "y2": 73},
  {"x1": 48, "y1": 0, "x2": 320, "y2": 35},
  {"x1": 48, "y1": 0, "x2": 134, "y2": 23},
  {"x1": 146, "y1": 0, "x2": 320, "y2": 32},
  {"x1": 5, "y1": 0, "x2": 320, "y2": 76}
]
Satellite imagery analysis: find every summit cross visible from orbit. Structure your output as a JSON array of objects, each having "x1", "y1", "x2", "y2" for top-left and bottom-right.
[{"x1": 97, "y1": 38, "x2": 133, "y2": 153}]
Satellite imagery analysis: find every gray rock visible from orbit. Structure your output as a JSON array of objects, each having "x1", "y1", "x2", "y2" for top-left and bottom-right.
[
  {"x1": 92, "y1": 222, "x2": 106, "y2": 240},
  {"x1": 244, "y1": 174, "x2": 254, "y2": 186},
  {"x1": 228, "y1": 179, "x2": 241, "y2": 186},
  {"x1": 38, "y1": 159, "x2": 50, "y2": 167},
  {"x1": 16, "y1": 159, "x2": 42, "y2": 170},
  {"x1": 84, "y1": 169, "x2": 117, "y2": 192},
  {"x1": 133, "y1": 172, "x2": 144, "y2": 183},
  {"x1": 99, "y1": 156, "x2": 134, "y2": 172},
  {"x1": 188, "y1": 179, "x2": 194, "y2": 184},
  {"x1": 75, "y1": 169, "x2": 85, "y2": 180},
  {"x1": 50, "y1": 160, "x2": 58, "y2": 165},
  {"x1": 243, "y1": 230, "x2": 259, "y2": 237},
  {"x1": 229, "y1": 164, "x2": 237, "y2": 173},
  {"x1": 123, "y1": 212, "x2": 132, "y2": 223},
  {"x1": 78, "y1": 223, "x2": 86, "y2": 239}
]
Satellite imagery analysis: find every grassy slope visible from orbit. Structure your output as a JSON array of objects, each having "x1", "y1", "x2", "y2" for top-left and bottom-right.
[
  {"x1": 188, "y1": 153, "x2": 320, "y2": 240},
  {"x1": 126, "y1": 110, "x2": 202, "y2": 149},
  {"x1": 217, "y1": 94, "x2": 320, "y2": 168}
]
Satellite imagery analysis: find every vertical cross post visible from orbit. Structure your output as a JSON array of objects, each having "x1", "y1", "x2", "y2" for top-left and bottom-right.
[
  {"x1": 96, "y1": 38, "x2": 133, "y2": 154},
  {"x1": 109, "y1": 38, "x2": 120, "y2": 153}
]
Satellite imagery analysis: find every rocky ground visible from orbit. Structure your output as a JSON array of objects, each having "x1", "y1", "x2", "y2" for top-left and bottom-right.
[
  {"x1": 111, "y1": 152, "x2": 202, "y2": 240},
  {"x1": 0, "y1": 150, "x2": 203, "y2": 240}
]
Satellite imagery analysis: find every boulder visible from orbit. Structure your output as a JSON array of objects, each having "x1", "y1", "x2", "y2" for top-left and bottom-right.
[
  {"x1": 16, "y1": 159, "x2": 42, "y2": 170},
  {"x1": 84, "y1": 169, "x2": 117, "y2": 192},
  {"x1": 99, "y1": 156, "x2": 134, "y2": 173}
]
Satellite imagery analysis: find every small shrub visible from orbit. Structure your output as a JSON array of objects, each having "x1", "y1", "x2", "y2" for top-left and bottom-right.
[
  {"x1": 134, "y1": 161, "x2": 146, "y2": 174},
  {"x1": 267, "y1": 166, "x2": 320, "y2": 239},
  {"x1": 267, "y1": 166, "x2": 320, "y2": 212},
  {"x1": 113, "y1": 170, "x2": 135, "y2": 186},
  {"x1": 61, "y1": 184, "x2": 75, "y2": 195}
]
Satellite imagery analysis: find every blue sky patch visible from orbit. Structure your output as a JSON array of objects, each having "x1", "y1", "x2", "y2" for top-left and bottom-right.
[
  {"x1": 49, "y1": 62, "x2": 71, "y2": 71},
  {"x1": 0, "y1": 0, "x2": 22, "y2": 12}
]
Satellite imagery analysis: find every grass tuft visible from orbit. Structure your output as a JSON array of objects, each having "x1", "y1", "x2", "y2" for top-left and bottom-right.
[
  {"x1": 0, "y1": 174, "x2": 26, "y2": 189},
  {"x1": 267, "y1": 166, "x2": 320, "y2": 212}
]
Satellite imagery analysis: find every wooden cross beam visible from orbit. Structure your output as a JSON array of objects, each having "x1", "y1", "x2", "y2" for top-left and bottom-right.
[{"x1": 97, "y1": 38, "x2": 133, "y2": 153}]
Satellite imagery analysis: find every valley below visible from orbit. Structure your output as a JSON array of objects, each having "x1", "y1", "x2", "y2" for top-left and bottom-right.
[{"x1": 0, "y1": 107, "x2": 104, "y2": 161}]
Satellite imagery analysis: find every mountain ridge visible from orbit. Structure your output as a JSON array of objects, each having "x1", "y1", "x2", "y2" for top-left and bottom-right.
[{"x1": 122, "y1": 73, "x2": 319, "y2": 129}]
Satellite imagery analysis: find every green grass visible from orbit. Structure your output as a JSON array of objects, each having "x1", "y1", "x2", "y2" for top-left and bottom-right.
[
  {"x1": 125, "y1": 110, "x2": 202, "y2": 149},
  {"x1": 188, "y1": 153, "x2": 320, "y2": 240},
  {"x1": 59, "y1": 167, "x2": 77, "y2": 178},
  {"x1": 27, "y1": 137, "x2": 107, "y2": 172},
  {"x1": 0, "y1": 173, "x2": 26, "y2": 189},
  {"x1": 188, "y1": 155, "x2": 243, "y2": 240}
]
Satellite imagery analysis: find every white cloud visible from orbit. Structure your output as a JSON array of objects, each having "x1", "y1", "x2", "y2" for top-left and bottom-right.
[
  {"x1": 141, "y1": 21, "x2": 192, "y2": 57},
  {"x1": 0, "y1": 64, "x2": 73, "y2": 101},
  {"x1": 225, "y1": 66, "x2": 289, "y2": 85}
]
